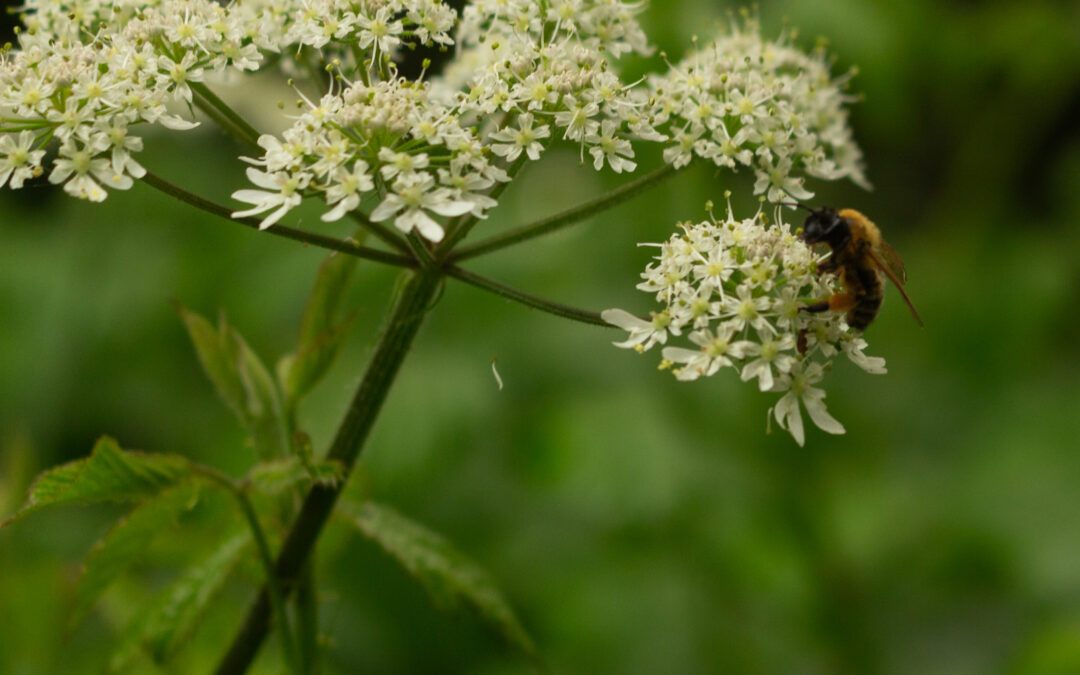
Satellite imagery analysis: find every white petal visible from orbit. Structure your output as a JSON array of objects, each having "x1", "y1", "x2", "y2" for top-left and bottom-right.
[
  {"x1": 662, "y1": 346, "x2": 702, "y2": 364},
  {"x1": 803, "y1": 391, "x2": 845, "y2": 436},
  {"x1": 429, "y1": 199, "x2": 474, "y2": 217},
  {"x1": 231, "y1": 189, "x2": 276, "y2": 206},
  {"x1": 370, "y1": 196, "x2": 402, "y2": 222},
  {"x1": 601, "y1": 308, "x2": 651, "y2": 331},
  {"x1": 773, "y1": 393, "x2": 804, "y2": 446}
]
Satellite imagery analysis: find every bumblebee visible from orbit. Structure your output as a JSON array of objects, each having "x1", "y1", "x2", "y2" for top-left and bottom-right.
[{"x1": 797, "y1": 206, "x2": 923, "y2": 331}]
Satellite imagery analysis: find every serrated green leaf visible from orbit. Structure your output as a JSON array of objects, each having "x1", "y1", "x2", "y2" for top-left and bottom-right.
[
  {"x1": 223, "y1": 321, "x2": 288, "y2": 458},
  {"x1": 248, "y1": 456, "x2": 345, "y2": 496},
  {"x1": 71, "y1": 483, "x2": 201, "y2": 627},
  {"x1": 175, "y1": 303, "x2": 247, "y2": 419},
  {"x1": 2, "y1": 437, "x2": 192, "y2": 528},
  {"x1": 177, "y1": 302, "x2": 287, "y2": 458},
  {"x1": 344, "y1": 500, "x2": 536, "y2": 657},
  {"x1": 278, "y1": 248, "x2": 360, "y2": 404},
  {"x1": 111, "y1": 531, "x2": 251, "y2": 671}
]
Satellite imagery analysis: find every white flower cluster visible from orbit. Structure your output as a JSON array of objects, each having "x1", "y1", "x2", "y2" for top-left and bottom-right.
[
  {"x1": 603, "y1": 203, "x2": 886, "y2": 445},
  {"x1": 0, "y1": 0, "x2": 459, "y2": 203},
  {"x1": 647, "y1": 18, "x2": 869, "y2": 202},
  {"x1": 234, "y1": 0, "x2": 657, "y2": 241},
  {"x1": 0, "y1": 0, "x2": 265, "y2": 200}
]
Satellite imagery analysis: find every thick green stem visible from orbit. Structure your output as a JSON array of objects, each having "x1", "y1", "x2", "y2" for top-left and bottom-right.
[
  {"x1": 192, "y1": 466, "x2": 301, "y2": 674},
  {"x1": 214, "y1": 270, "x2": 442, "y2": 675},
  {"x1": 296, "y1": 562, "x2": 319, "y2": 673},
  {"x1": 451, "y1": 163, "x2": 679, "y2": 262}
]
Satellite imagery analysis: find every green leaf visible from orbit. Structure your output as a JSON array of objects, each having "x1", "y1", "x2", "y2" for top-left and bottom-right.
[
  {"x1": 177, "y1": 303, "x2": 287, "y2": 458},
  {"x1": 223, "y1": 320, "x2": 288, "y2": 458},
  {"x1": 2, "y1": 437, "x2": 192, "y2": 528},
  {"x1": 278, "y1": 248, "x2": 360, "y2": 403},
  {"x1": 175, "y1": 303, "x2": 247, "y2": 419},
  {"x1": 111, "y1": 530, "x2": 251, "y2": 671},
  {"x1": 343, "y1": 500, "x2": 536, "y2": 657},
  {"x1": 247, "y1": 456, "x2": 345, "y2": 496},
  {"x1": 71, "y1": 483, "x2": 201, "y2": 627}
]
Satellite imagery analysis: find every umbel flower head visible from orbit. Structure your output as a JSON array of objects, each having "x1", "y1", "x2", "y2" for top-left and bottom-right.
[
  {"x1": 603, "y1": 199, "x2": 886, "y2": 446},
  {"x1": 646, "y1": 15, "x2": 869, "y2": 202},
  {"x1": 233, "y1": 0, "x2": 656, "y2": 241}
]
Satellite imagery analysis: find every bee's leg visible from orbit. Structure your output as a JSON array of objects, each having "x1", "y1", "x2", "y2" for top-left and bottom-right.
[
  {"x1": 802, "y1": 293, "x2": 855, "y2": 315},
  {"x1": 797, "y1": 329, "x2": 809, "y2": 354},
  {"x1": 816, "y1": 257, "x2": 840, "y2": 274},
  {"x1": 828, "y1": 292, "x2": 857, "y2": 312}
]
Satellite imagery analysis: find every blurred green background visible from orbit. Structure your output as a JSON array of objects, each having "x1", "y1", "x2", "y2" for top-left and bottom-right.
[{"x1": 2, "y1": 1, "x2": 1080, "y2": 673}]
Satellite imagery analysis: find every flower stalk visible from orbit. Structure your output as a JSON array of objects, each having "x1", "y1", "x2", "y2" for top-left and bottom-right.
[
  {"x1": 214, "y1": 269, "x2": 442, "y2": 675},
  {"x1": 450, "y1": 163, "x2": 680, "y2": 262}
]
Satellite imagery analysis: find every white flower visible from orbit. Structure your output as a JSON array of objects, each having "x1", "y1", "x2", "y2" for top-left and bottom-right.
[
  {"x1": 369, "y1": 172, "x2": 473, "y2": 242},
  {"x1": 771, "y1": 362, "x2": 845, "y2": 447},
  {"x1": 662, "y1": 325, "x2": 749, "y2": 381},
  {"x1": 740, "y1": 334, "x2": 797, "y2": 392},
  {"x1": 356, "y1": 7, "x2": 403, "y2": 58},
  {"x1": 231, "y1": 168, "x2": 308, "y2": 230},
  {"x1": 601, "y1": 308, "x2": 674, "y2": 351},
  {"x1": 489, "y1": 114, "x2": 550, "y2": 162},
  {"x1": 0, "y1": 131, "x2": 46, "y2": 190},
  {"x1": 587, "y1": 120, "x2": 637, "y2": 173},
  {"x1": 378, "y1": 148, "x2": 430, "y2": 180},
  {"x1": 320, "y1": 161, "x2": 375, "y2": 222},
  {"x1": 48, "y1": 134, "x2": 132, "y2": 202}
]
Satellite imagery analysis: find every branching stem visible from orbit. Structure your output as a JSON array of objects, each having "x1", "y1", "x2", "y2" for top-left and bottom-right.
[
  {"x1": 140, "y1": 170, "x2": 416, "y2": 269},
  {"x1": 451, "y1": 163, "x2": 679, "y2": 262},
  {"x1": 190, "y1": 82, "x2": 264, "y2": 150}
]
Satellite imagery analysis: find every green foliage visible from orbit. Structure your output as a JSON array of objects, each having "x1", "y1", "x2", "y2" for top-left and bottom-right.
[
  {"x1": 1, "y1": 437, "x2": 192, "y2": 528},
  {"x1": 247, "y1": 456, "x2": 345, "y2": 496},
  {"x1": 278, "y1": 247, "x2": 361, "y2": 406},
  {"x1": 176, "y1": 303, "x2": 288, "y2": 458},
  {"x1": 111, "y1": 531, "x2": 252, "y2": 671},
  {"x1": 343, "y1": 500, "x2": 537, "y2": 659},
  {"x1": 71, "y1": 483, "x2": 202, "y2": 627}
]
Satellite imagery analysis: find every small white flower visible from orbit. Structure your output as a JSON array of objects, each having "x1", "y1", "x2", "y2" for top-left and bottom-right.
[
  {"x1": 49, "y1": 135, "x2": 130, "y2": 202},
  {"x1": 601, "y1": 308, "x2": 674, "y2": 351},
  {"x1": 489, "y1": 114, "x2": 550, "y2": 162},
  {"x1": 320, "y1": 161, "x2": 375, "y2": 222},
  {"x1": 356, "y1": 7, "x2": 403, "y2": 58},
  {"x1": 231, "y1": 168, "x2": 308, "y2": 230},
  {"x1": 369, "y1": 172, "x2": 473, "y2": 242},
  {"x1": 587, "y1": 121, "x2": 637, "y2": 173},
  {"x1": 0, "y1": 131, "x2": 46, "y2": 190},
  {"x1": 771, "y1": 362, "x2": 845, "y2": 447}
]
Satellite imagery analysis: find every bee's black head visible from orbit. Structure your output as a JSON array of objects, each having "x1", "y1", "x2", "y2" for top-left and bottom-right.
[{"x1": 800, "y1": 207, "x2": 850, "y2": 250}]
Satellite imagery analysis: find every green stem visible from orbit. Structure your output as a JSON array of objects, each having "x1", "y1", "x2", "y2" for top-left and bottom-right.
[
  {"x1": 297, "y1": 562, "x2": 320, "y2": 674},
  {"x1": 140, "y1": 171, "x2": 416, "y2": 269},
  {"x1": 214, "y1": 270, "x2": 442, "y2": 675},
  {"x1": 191, "y1": 82, "x2": 263, "y2": 150},
  {"x1": 407, "y1": 232, "x2": 437, "y2": 269},
  {"x1": 450, "y1": 163, "x2": 679, "y2": 262},
  {"x1": 445, "y1": 265, "x2": 612, "y2": 328},
  {"x1": 192, "y1": 466, "x2": 302, "y2": 674}
]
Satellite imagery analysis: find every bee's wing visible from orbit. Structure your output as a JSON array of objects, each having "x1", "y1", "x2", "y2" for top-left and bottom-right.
[
  {"x1": 877, "y1": 239, "x2": 908, "y2": 284},
  {"x1": 868, "y1": 247, "x2": 924, "y2": 327}
]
